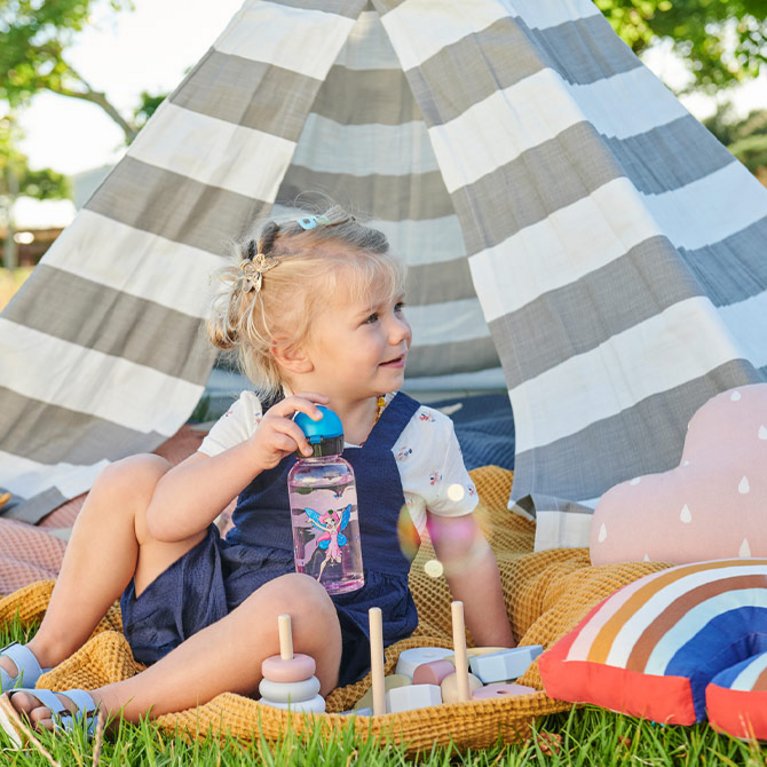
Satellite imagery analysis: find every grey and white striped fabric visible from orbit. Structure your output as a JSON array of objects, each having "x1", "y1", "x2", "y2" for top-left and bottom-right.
[
  {"x1": 376, "y1": 0, "x2": 766, "y2": 550},
  {"x1": 1, "y1": 1, "x2": 765, "y2": 552}
]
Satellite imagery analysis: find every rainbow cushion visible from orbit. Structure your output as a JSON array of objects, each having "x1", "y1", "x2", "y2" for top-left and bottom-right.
[
  {"x1": 706, "y1": 652, "x2": 767, "y2": 740},
  {"x1": 539, "y1": 559, "x2": 767, "y2": 727}
]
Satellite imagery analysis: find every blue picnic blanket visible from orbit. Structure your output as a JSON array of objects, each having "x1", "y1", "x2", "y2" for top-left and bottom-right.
[{"x1": 428, "y1": 393, "x2": 515, "y2": 471}]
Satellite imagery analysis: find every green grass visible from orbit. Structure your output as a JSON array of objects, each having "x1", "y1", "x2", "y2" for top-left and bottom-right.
[{"x1": 1, "y1": 621, "x2": 765, "y2": 766}]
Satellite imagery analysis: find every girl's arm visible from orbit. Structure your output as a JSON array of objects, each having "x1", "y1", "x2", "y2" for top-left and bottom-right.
[
  {"x1": 426, "y1": 511, "x2": 515, "y2": 647},
  {"x1": 146, "y1": 393, "x2": 326, "y2": 541}
]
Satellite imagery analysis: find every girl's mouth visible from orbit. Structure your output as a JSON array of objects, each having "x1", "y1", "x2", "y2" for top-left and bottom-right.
[{"x1": 380, "y1": 355, "x2": 406, "y2": 368}]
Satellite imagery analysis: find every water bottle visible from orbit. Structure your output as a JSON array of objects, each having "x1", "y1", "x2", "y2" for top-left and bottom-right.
[{"x1": 288, "y1": 406, "x2": 364, "y2": 594}]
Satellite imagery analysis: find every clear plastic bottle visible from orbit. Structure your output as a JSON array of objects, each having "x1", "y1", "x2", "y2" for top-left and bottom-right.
[{"x1": 288, "y1": 406, "x2": 364, "y2": 594}]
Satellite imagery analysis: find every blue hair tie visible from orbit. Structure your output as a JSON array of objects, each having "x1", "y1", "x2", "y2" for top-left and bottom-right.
[{"x1": 297, "y1": 214, "x2": 331, "y2": 230}]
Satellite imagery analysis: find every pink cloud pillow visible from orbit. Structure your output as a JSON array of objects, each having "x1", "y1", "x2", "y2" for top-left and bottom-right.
[{"x1": 590, "y1": 384, "x2": 767, "y2": 565}]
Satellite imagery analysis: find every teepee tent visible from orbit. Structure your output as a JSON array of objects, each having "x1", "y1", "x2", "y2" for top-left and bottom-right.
[{"x1": 1, "y1": 0, "x2": 765, "y2": 552}]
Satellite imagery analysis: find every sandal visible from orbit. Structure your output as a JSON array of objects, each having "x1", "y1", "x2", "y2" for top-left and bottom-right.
[
  {"x1": 0, "y1": 643, "x2": 51, "y2": 692},
  {"x1": 0, "y1": 688, "x2": 98, "y2": 747}
]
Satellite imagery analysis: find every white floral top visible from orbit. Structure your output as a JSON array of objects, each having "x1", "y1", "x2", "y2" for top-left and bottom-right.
[{"x1": 199, "y1": 391, "x2": 478, "y2": 534}]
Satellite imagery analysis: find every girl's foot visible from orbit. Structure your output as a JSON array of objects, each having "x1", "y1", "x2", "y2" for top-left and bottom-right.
[
  {"x1": 0, "y1": 688, "x2": 99, "y2": 745},
  {"x1": 6, "y1": 690, "x2": 78, "y2": 729}
]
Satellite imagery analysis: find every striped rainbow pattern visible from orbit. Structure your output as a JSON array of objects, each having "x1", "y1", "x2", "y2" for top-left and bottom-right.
[
  {"x1": 707, "y1": 651, "x2": 767, "y2": 739},
  {"x1": 712, "y1": 651, "x2": 767, "y2": 692},
  {"x1": 540, "y1": 559, "x2": 767, "y2": 724}
]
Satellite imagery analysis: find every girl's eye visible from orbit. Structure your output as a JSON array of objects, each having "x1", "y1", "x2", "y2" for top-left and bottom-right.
[
  {"x1": 394, "y1": 302, "x2": 406, "y2": 314},
  {"x1": 364, "y1": 313, "x2": 379, "y2": 324}
]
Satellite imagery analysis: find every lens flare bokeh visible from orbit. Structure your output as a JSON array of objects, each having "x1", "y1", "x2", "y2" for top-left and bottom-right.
[{"x1": 397, "y1": 504, "x2": 421, "y2": 560}]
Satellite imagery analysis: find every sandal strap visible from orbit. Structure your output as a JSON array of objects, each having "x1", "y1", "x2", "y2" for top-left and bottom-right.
[
  {"x1": 7, "y1": 687, "x2": 68, "y2": 717},
  {"x1": 0, "y1": 643, "x2": 50, "y2": 692},
  {"x1": 51, "y1": 689, "x2": 99, "y2": 737}
]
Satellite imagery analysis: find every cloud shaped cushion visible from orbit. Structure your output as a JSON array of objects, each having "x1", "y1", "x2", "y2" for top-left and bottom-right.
[{"x1": 590, "y1": 384, "x2": 767, "y2": 566}]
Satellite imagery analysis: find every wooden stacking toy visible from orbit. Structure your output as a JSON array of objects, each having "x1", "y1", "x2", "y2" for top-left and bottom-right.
[
  {"x1": 354, "y1": 673, "x2": 409, "y2": 711},
  {"x1": 369, "y1": 607, "x2": 387, "y2": 716},
  {"x1": 446, "y1": 602, "x2": 540, "y2": 702},
  {"x1": 469, "y1": 645, "x2": 544, "y2": 684},
  {"x1": 394, "y1": 646, "x2": 453, "y2": 678},
  {"x1": 444, "y1": 646, "x2": 507, "y2": 665},
  {"x1": 386, "y1": 682, "x2": 442, "y2": 712},
  {"x1": 369, "y1": 607, "x2": 444, "y2": 713},
  {"x1": 412, "y1": 659, "x2": 454, "y2": 686},
  {"x1": 258, "y1": 614, "x2": 325, "y2": 713},
  {"x1": 472, "y1": 682, "x2": 537, "y2": 700},
  {"x1": 440, "y1": 670, "x2": 483, "y2": 703},
  {"x1": 359, "y1": 601, "x2": 543, "y2": 714}
]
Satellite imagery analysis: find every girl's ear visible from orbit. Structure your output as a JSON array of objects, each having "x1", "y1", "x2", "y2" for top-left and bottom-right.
[{"x1": 271, "y1": 338, "x2": 314, "y2": 374}]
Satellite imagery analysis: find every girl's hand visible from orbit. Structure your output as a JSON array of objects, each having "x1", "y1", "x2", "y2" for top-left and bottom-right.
[{"x1": 247, "y1": 393, "x2": 329, "y2": 470}]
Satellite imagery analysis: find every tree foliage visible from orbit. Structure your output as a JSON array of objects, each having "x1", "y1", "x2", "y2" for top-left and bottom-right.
[
  {"x1": 1, "y1": 112, "x2": 70, "y2": 268},
  {"x1": 0, "y1": 0, "x2": 165, "y2": 144},
  {"x1": 704, "y1": 105, "x2": 767, "y2": 182},
  {"x1": 0, "y1": 114, "x2": 69, "y2": 201},
  {"x1": 597, "y1": 0, "x2": 767, "y2": 93},
  {"x1": 0, "y1": 0, "x2": 764, "y2": 147}
]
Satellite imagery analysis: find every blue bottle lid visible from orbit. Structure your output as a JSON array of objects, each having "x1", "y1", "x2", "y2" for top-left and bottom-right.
[{"x1": 294, "y1": 406, "x2": 344, "y2": 456}]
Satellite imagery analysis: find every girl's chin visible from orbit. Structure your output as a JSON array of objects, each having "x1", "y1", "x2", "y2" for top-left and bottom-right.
[{"x1": 379, "y1": 366, "x2": 406, "y2": 379}]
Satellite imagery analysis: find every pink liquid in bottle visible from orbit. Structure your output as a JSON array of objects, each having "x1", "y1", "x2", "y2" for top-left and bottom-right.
[{"x1": 288, "y1": 407, "x2": 364, "y2": 594}]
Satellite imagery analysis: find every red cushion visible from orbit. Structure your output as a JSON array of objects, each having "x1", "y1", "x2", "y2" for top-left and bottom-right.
[{"x1": 539, "y1": 559, "x2": 767, "y2": 727}]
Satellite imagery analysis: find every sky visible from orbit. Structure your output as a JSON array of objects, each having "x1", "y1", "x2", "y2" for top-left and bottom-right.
[
  {"x1": 15, "y1": 0, "x2": 244, "y2": 227},
  {"x1": 12, "y1": 1, "x2": 767, "y2": 228}
]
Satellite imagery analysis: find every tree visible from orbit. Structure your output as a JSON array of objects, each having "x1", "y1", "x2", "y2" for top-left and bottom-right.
[
  {"x1": 0, "y1": 0, "x2": 164, "y2": 145},
  {"x1": 0, "y1": 113, "x2": 70, "y2": 268},
  {"x1": 704, "y1": 104, "x2": 767, "y2": 184},
  {"x1": 597, "y1": 0, "x2": 767, "y2": 93}
]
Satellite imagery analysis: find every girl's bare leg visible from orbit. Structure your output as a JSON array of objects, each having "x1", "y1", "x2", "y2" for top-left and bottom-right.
[
  {"x1": 0, "y1": 454, "x2": 207, "y2": 678},
  {"x1": 10, "y1": 574, "x2": 342, "y2": 728}
]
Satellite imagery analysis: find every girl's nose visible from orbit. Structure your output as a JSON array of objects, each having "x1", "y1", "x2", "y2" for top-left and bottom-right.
[{"x1": 389, "y1": 313, "x2": 411, "y2": 345}]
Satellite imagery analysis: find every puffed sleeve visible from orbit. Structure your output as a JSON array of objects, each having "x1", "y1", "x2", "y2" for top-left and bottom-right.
[
  {"x1": 198, "y1": 391, "x2": 264, "y2": 457},
  {"x1": 395, "y1": 406, "x2": 478, "y2": 519}
]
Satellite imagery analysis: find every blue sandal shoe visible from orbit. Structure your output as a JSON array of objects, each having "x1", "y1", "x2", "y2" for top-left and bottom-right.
[
  {"x1": 0, "y1": 643, "x2": 51, "y2": 692},
  {"x1": 0, "y1": 688, "x2": 98, "y2": 747}
]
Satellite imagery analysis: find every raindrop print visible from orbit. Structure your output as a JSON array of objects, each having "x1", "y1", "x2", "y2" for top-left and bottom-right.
[
  {"x1": 680, "y1": 504, "x2": 692, "y2": 524},
  {"x1": 738, "y1": 476, "x2": 750, "y2": 495}
]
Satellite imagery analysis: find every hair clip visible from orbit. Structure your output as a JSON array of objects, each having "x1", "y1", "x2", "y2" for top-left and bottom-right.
[
  {"x1": 240, "y1": 252, "x2": 280, "y2": 293},
  {"x1": 296, "y1": 214, "x2": 331, "y2": 230}
]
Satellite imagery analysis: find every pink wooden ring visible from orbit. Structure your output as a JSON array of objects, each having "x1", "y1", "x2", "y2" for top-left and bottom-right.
[
  {"x1": 471, "y1": 682, "x2": 537, "y2": 700},
  {"x1": 261, "y1": 652, "x2": 316, "y2": 683}
]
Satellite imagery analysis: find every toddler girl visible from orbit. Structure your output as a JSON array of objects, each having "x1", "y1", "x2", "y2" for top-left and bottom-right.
[{"x1": 0, "y1": 205, "x2": 512, "y2": 738}]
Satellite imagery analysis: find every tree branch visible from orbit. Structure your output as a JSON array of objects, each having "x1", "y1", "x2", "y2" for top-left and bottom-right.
[{"x1": 50, "y1": 60, "x2": 138, "y2": 144}]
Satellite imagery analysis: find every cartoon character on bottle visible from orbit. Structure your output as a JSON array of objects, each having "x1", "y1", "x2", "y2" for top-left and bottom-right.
[{"x1": 304, "y1": 504, "x2": 352, "y2": 582}]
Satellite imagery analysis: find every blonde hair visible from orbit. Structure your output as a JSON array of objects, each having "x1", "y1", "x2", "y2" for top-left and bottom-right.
[{"x1": 207, "y1": 204, "x2": 404, "y2": 398}]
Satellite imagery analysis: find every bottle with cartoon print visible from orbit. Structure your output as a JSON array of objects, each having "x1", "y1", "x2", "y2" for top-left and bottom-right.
[{"x1": 288, "y1": 407, "x2": 364, "y2": 594}]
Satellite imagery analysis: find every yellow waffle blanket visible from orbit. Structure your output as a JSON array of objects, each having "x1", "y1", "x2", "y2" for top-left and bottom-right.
[{"x1": 0, "y1": 467, "x2": 669, "y2": 751}]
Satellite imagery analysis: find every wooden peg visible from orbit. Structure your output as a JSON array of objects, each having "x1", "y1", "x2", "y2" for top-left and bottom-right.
[
  {"x1": 369, "y1": 607, "x2": 386, "y2": 716},
  {"x1": 451, "y1": 601, "x2": 470, "y2": 703},
  {"x1": 278, "y1": 613, "x2": 293, "y2": 660}
]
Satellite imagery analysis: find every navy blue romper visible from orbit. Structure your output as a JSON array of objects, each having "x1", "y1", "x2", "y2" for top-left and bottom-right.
[{"x1": 120, "y1": 392, "x2": 421, "y2": 688}]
